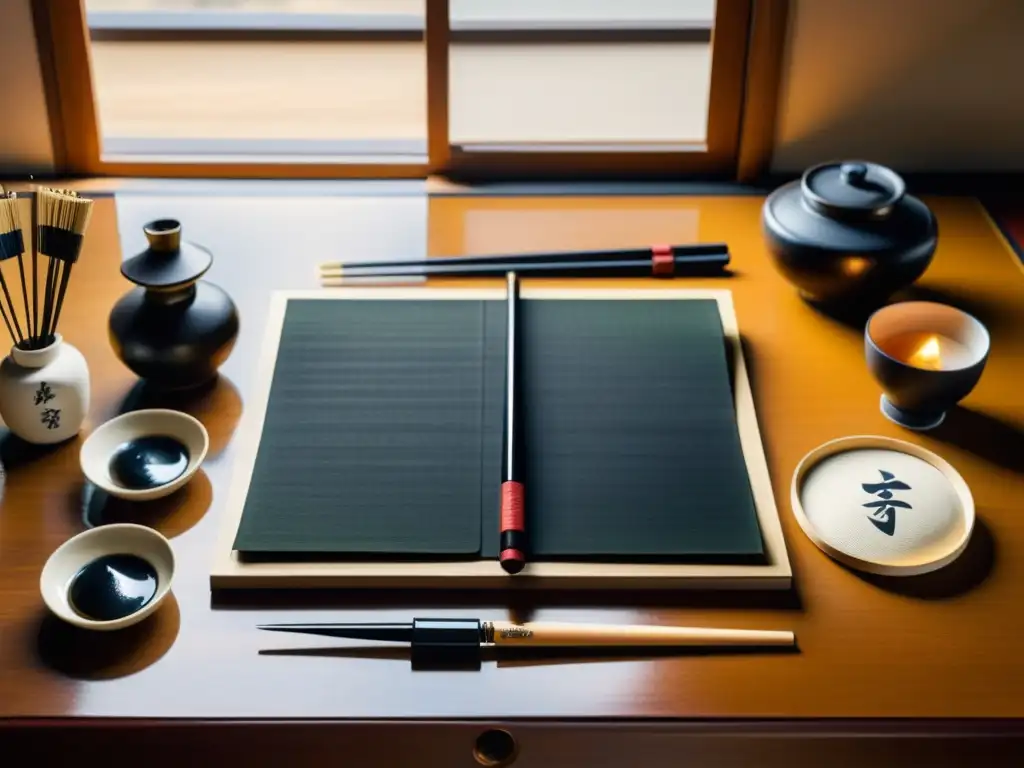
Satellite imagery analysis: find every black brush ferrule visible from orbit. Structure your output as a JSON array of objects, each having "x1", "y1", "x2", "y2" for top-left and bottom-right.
[
  {"x1": 0, "y1": 230, "x2": 24, "y2": 261},
  {"x1": 500, "y1": 530, "x2": 527, "y2": 553},
  {"x1": 37, "y1": 226, "x2": 84, "y2": 263},
  {"x1": 410, "y1": 618, "x2": 483, "y2": 666}
]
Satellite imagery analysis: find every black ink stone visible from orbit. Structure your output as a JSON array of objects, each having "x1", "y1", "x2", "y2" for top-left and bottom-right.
[
  {"x1": 68, "y1": 553, "x2": 158, "y2": 621},
  {"x1": 109, "y1": 435, "x2": 190, "y2": 490}
]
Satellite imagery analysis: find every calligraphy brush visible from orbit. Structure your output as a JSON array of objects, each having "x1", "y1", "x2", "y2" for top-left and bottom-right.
[
  {"x1": 257, "y1": 618, "x2": 796, "y2": 650},
  {"x1": 0, "y1": 191, "x2": 27, "y2": 347},
  {"x1": 38, "y1": 189, "x2": 69, "y2": 346},
  {"x1": 499, "y1": 272, "x2": 525, "y2": 574},
  {"x1": 320, "y1": 243, "x2": 729, "y2": 275},
  {"x1": 2, "y1": 191, "x2": 32, "y2": 346},
  {"x1": 320, "y1": 244, "x2": 729, "y2": 283},
  {"x1": 320, "y1": 255, "x2": 729, "y2": 285},
  {"x1": 37, "y1": 188, "x2": 76, "y2": 343},
  {"x1": 35, "y1": 188, "x2": 93, "y2": 346}
]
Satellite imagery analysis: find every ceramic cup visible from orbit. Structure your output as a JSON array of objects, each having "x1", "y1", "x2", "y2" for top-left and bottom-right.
[
  {"x1": 865, "y1": 301, "x2": 990, "y2": 430},
  {"x1": 0, "y1": 334, "x2": 90, "y2": 444}
]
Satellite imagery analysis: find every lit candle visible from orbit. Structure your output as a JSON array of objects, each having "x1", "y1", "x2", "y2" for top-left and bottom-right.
[
  {"x1": 865, "y1": 301, "x2": 990, "y2": 431},
  {"x1": 907, "y1": 335, "x2": 942, "y2": 370},
  {"x1": 878, "y1": 331, "x2": 975, "y2": 371}
]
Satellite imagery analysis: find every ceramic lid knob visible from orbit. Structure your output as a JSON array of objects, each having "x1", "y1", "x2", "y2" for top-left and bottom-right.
[
  {"x1": 839, "y1": 162, "x2": 868, "y2": 185},
  {"x1": 143, "y1": 219, "x2": 181, "y2": 252},
  {"x1": 121, "y1": 218, "x2": 213, "y2": 289}
]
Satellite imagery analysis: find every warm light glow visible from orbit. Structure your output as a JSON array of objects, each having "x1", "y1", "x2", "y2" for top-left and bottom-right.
[
  {"x1": 841, "y1": 256, "x2": 871, "y2": 277},
  {"x1": 907, "y1": 335, "x2": 943, "y2": 371}
]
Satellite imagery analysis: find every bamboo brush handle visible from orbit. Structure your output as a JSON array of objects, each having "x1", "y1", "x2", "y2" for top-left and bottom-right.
[{"x1": 485, "y1": 621, "x2": 794, "y2": 647}]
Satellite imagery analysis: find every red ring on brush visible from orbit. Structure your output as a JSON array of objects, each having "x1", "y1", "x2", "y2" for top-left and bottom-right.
[
  {"x1": 500, "y1": 481, "x2": 525, "y2": 574},
  {"x1": 651, "y1": 244, "x2": 674, "y2": 276}
]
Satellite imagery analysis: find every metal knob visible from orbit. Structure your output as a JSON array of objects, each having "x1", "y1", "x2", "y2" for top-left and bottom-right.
[{"x1": 473, "y1": 729, "x2": 518, "y2": 766}]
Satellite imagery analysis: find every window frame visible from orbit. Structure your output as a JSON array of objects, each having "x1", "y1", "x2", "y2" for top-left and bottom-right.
[{"x1": 32, "y1": 0, "x2": 787, "y2": 182}]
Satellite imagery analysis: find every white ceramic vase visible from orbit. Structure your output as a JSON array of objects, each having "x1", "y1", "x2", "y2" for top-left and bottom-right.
[{"x1": 0, "y1": 334, "x2": 90, "y2": 444}]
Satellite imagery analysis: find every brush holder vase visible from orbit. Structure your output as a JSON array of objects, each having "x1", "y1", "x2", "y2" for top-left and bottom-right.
[
  {"x1": 109, "y1": 219, "x2": 239, "y2": 391},
  {"x1": 0, "y1": 334, "x2": 90, "y2": 444}
]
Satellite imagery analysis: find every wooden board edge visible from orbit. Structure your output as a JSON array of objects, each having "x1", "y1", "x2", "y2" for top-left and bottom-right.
[
  {"x1": 210, "y1": 291, "x2": 289, "y2": 578},
  {"x1": 717, "y1": 291, "x2": 793, "y2": 580},
  {"x1": 210, "y1": 559, "x2": 793, "y2": 590},
  {"x1": 283, "y1": 286, "x2": 507, "y2": 301},
  {"x1": 211, "y1": 286, "x2": 792, "y2": 589},
  {"x1": 210, "y1": 575, "x2": 793, "y2": 590}
]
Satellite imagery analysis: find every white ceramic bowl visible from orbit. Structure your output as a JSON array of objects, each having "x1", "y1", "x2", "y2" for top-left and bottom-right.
[
  {"x1": 80, "y1": 409, "x2": 209, "y2": 501},
  {"x1": 40, "y1": 523, "x2": 175, "y2": 630}
]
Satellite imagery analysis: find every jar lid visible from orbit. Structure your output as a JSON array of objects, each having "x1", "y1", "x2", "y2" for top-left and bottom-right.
[
  {"x1": 801, "y1": 161, "x2": 906, "y2": 220},
  {"x1": 121, "y1": 219, "x2": 213, "y2": 289},
  {"x1": 791, "y1": 435, "x2": 974, "y2": 576}
]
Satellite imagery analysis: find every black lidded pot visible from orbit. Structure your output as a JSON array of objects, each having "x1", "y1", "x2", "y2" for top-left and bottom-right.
[
  {"x1": 109, "y1": 219, "x2": 239, "y2": 390},
  {"x1": 762, "y1": 160, "x2": 938, "y2": 306}
]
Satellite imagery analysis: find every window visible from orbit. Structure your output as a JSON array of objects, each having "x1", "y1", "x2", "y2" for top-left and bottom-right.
[{"x1": 33, "y1": 0, "x2": 786, "y2": 180}]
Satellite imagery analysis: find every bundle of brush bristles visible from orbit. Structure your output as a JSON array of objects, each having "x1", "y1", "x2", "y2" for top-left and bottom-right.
[{"x1": 0, "y1": 186, "x2": 93, "y2": 351}]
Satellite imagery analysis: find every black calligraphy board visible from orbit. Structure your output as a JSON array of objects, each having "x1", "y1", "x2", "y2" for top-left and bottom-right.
[{"x1": 232, "y1": 296, "x2": 764, "y2": 561}]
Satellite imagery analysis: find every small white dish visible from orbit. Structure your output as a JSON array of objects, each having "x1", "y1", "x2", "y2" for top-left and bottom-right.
[
  {"x1": 40, "y1": 523, "x2": 175, "y2": 631},
  {"x1": 80, "y1": 409, "x2": 209, "y2": 501},
  {"x1": 791, "y1": 435, "x2": 974, "y2": 576}
]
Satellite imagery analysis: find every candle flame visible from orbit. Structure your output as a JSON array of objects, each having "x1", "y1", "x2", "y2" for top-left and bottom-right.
[{"x1": 908, "y1": 335, "x2": 943, "y2": 371}]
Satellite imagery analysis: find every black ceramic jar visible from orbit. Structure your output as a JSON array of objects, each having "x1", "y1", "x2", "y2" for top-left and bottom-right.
[
  {"x1": 762, "y1": 161, "x2": 938, "y2": 305},
  {"x1": 109, "y1": 219, "x2": 239, "y2": 390}
]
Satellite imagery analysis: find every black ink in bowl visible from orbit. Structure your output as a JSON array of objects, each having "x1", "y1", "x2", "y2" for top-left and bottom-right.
[
  {"x1": 67, "y1": 553, "x2": 159, "y2": 621},
  {"x1": 109, "y1": 435, "x2": 190, "y2": 490}
]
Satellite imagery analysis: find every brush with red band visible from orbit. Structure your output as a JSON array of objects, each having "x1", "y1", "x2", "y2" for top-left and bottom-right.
[
  {"x1": 318, "y1": 243, "x2": 729, "y2": 283},
  {"x1": 500, "y1": 481, "x2": 525, "y2": 572},
  {"x1": 500, "y1": 271, "x2": 526, "y2": 574}
]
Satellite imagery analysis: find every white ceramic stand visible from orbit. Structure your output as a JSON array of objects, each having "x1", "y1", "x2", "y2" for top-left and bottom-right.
[{"x1": 0, "y1": 334, "x2": 90, "y2": 444}]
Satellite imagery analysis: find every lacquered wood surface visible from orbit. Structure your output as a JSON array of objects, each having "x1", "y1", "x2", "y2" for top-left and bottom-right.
[{"x1": 1, "y1": 192, "x2": 1023, "y2": 720}]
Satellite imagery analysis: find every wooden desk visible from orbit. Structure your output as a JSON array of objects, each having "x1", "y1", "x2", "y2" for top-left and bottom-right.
[{"x1": 2, "y1": 191, "x2": 1023, "y2": 765}]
